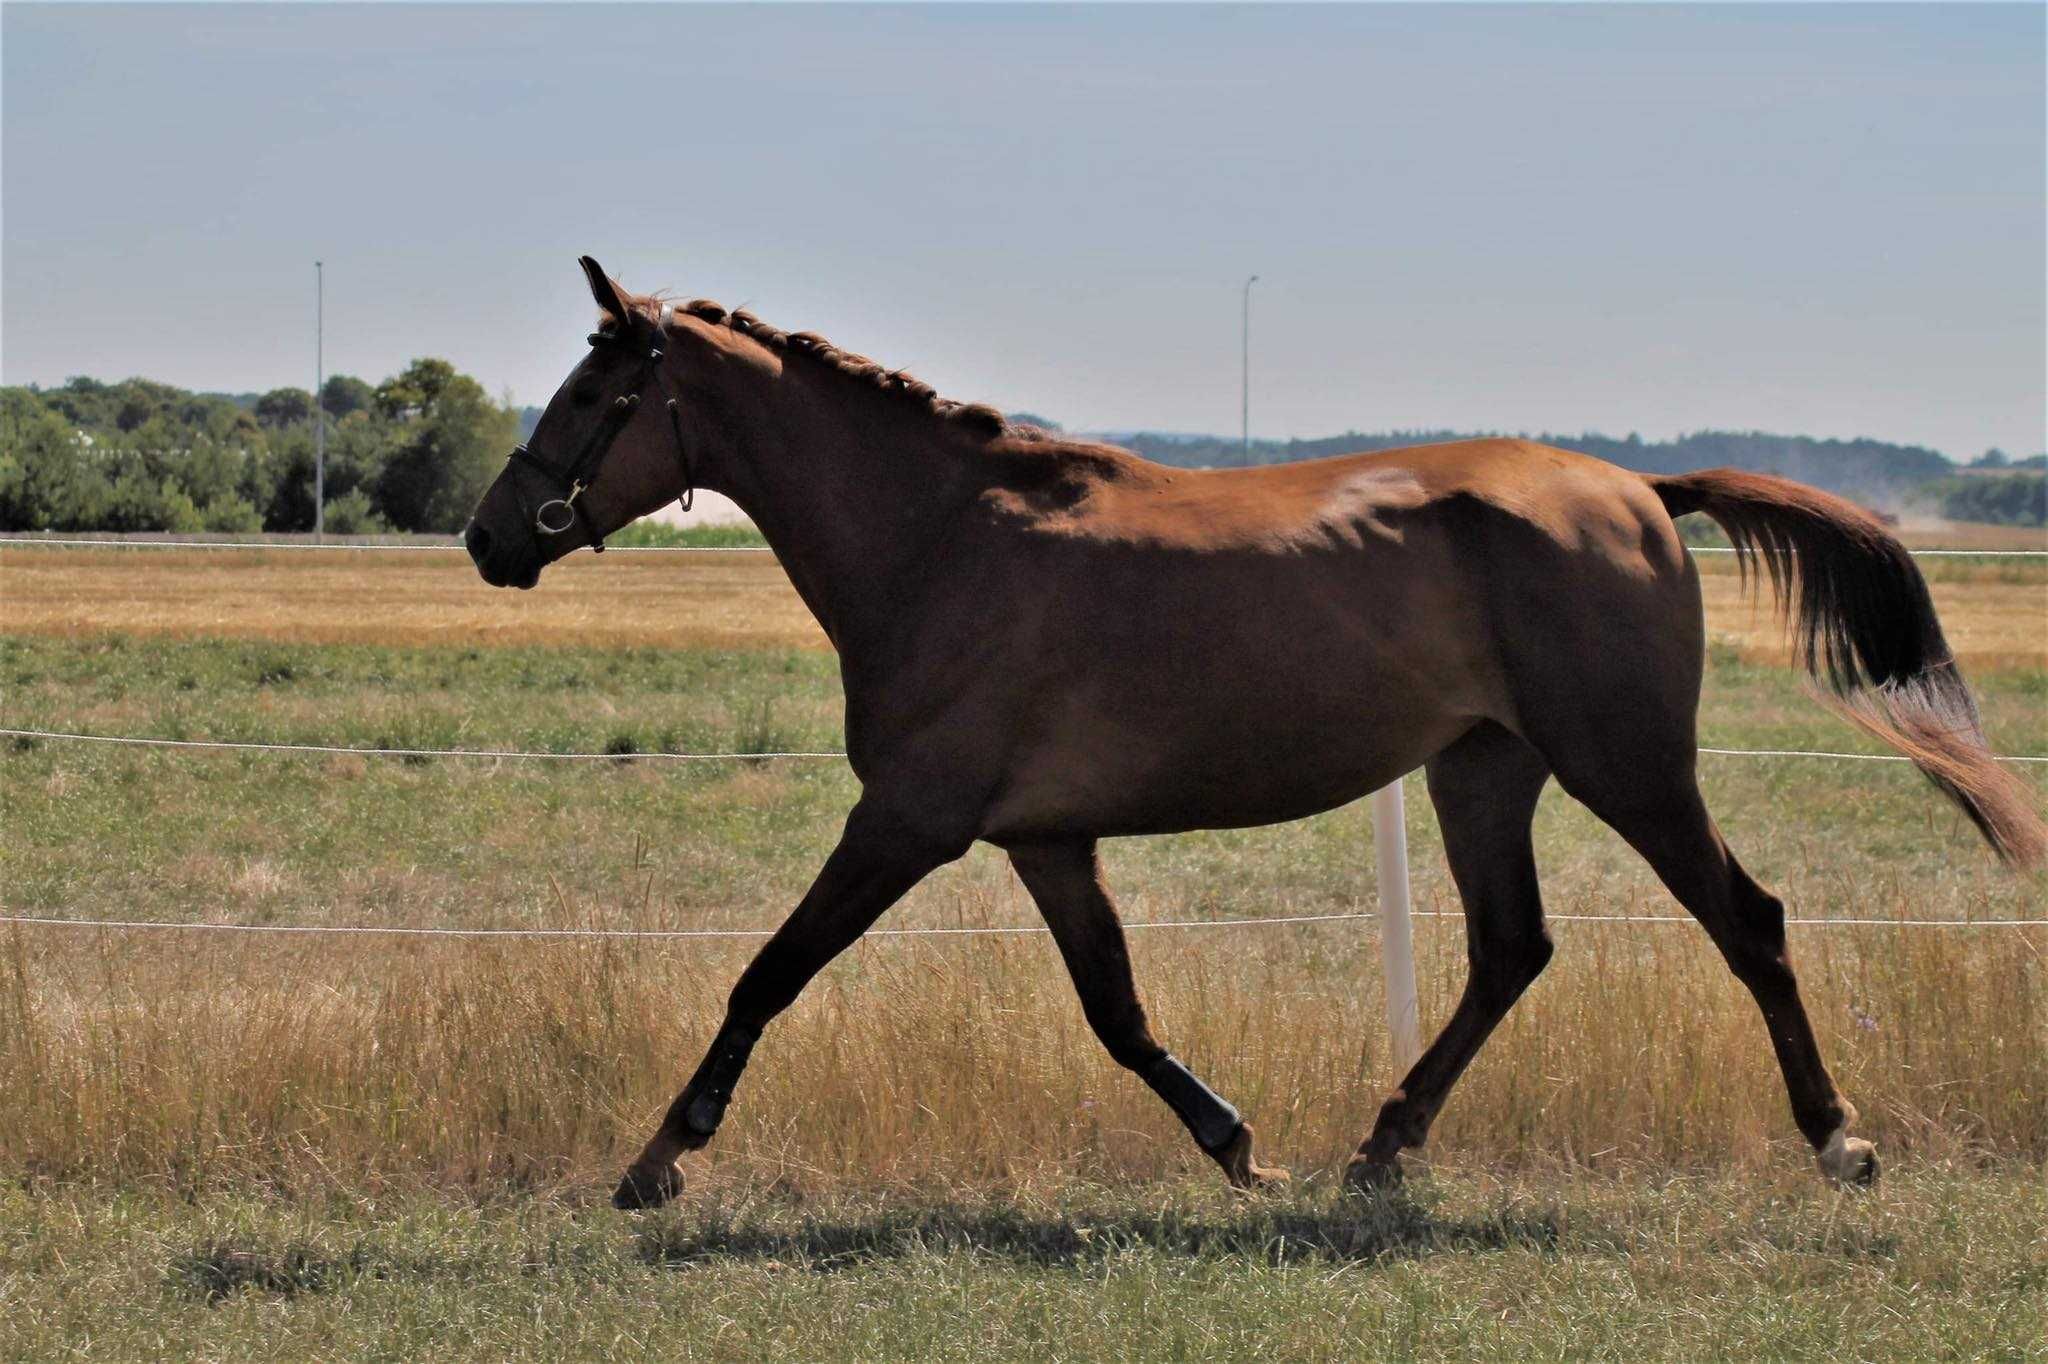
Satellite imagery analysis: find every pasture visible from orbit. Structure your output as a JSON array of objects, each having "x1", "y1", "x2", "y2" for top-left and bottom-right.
[{"x1": 2, "y1": 540, "x2": 2044, "y2": 1360}]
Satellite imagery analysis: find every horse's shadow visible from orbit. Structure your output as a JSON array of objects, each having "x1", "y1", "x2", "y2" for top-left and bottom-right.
[{"x1": 637, "y1": 1187, "x2": 1564, "y2": 1274}]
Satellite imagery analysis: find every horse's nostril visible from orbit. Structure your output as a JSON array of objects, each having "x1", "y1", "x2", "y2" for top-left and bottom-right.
[{"x1": 465, "y1": 522, "x2": 492, "y2": 560}]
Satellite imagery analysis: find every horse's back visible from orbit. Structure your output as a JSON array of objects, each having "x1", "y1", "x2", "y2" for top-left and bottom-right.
[{"x1": 986, "y1": 436, "x2": 1690, "y2": 583}]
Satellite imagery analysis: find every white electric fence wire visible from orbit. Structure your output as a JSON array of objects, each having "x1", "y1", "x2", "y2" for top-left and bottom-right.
[
  {"x1": 1697, "y1": 745, "x2": 2048, "y2": 764},
  {"x1": 0, "y1": 537, "x2": 771, "y2": 553},
  {"x1": 5, "y1": 728, "x2": 2043, "y2": 766},
  {"x1": 2, "y1": 910, "x2": 2041, "y2": 938},
  {"x1": 0, "y1": 728, "x2": 841, "y2": 761},
  {"x1": 3, "y1": 537, "x2": 2044, "y2": 558}
]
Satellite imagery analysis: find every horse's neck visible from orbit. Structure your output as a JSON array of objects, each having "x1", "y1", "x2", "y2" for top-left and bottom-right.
[{"x1": 715, "y1": 399, "x2": 975, "y2": 651}]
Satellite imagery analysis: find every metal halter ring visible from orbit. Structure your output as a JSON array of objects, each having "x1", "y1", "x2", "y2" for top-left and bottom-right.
[{"x1": 534, "y1": 484, "x2": 585, "y2": 536}]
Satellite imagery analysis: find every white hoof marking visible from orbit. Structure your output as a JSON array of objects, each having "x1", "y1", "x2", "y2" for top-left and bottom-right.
[{"x1": 1818, "y1": 1125, "x2": 1876, "y2": 1183}]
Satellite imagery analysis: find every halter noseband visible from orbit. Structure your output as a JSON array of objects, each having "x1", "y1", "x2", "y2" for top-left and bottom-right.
[{"x1": 504, "y1": 303, "x2": 694, "y2": 552}]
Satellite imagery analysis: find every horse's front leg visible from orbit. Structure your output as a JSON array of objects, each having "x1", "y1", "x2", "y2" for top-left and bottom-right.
[{"x1": 612, "y1": 800, "x2": 959, "y2": 1209}]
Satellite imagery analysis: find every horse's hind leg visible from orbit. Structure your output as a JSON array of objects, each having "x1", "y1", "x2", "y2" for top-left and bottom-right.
[
  {"x1": 1556, "y1": 764, "x2": 1877, "y2": 1185},
  {"x1": 1347, "y1": 721, "x2": 1555, "y2": 1192},
  {"x1": 1008, "y1": 839, "x2": 1287, "y2": 1190}
]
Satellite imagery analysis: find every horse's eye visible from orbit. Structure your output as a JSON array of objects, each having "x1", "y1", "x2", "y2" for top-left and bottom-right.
[{"x1": 571, "y1": 378, "x2": 601, "y2": 406}]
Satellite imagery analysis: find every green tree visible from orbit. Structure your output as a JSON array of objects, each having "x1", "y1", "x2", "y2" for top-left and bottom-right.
[
  {"x1": 254, "y1": 387, "x2": 315, "y2": 429},
  {"x1": 374, "y1": 358, "x2": 460, "y2": 421},
  {"x1": 321, "y1": 488, "x2": 388, "y2": 535},
  {"x1": 372, "y1": 360, "x2": 517, "y2": 531},
  {"x1": 198, "y1": 492, "x2": 264, "y2": 533},
  {"x1": 321, "y1": 374, "x2": 375, "y2": 420},
  {"x1": 0, "y1": 389, "x2": 109, "y2": 528}
]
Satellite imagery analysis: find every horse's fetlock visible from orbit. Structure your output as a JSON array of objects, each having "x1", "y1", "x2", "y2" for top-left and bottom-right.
[
  {"x1": 1369, "y1": 1091, "x2": 1431, "y2": 1153},
  {"x1": 664, "y1": 1021, "x2": 760, "y2": 1144}
]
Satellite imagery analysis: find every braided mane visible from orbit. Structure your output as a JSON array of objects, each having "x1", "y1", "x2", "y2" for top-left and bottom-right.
[{"x1": 619, "y1": 292, "x2": 1014, "y2": 439}]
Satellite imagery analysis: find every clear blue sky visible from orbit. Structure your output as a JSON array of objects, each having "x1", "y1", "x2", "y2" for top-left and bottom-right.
[{"x1": 4, "y1": 3, "x2": 2042, "y2": 458}]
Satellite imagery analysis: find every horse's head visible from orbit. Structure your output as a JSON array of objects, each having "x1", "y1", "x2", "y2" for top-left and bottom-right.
[{"x1": 464, "y1": 256, "x2": 696, "y2": 588}]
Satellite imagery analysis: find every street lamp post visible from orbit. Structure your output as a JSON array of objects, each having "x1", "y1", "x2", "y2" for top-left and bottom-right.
[
  {"x1": 314, "y1": 261, "x2": 325, "y2": 540},
  {"x1": 1241, "y1": 274, "x2": 1259, "y2": 464}
]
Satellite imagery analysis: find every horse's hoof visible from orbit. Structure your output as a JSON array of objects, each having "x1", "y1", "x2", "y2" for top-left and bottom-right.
[
  {"x1": 611, "y1": 1161, "x2": 684, "y2": 1211},
  {"x1": 1819, "y1": 1133, "x2": 1879, "y2": 1188},
  {"x1": 1213, "y1": 1122, "x2": 1290, "y2": 1192},
  {"x1": 1342, "y1": 1154, "x2": 1403, "y2": 1198}
]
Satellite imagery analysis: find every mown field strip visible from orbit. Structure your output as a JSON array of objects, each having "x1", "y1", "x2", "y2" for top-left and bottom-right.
[
  {"x1": 3, "y1": 1171, "x2": 2041, "y2": 1362},
  {"x1": 5, "y1": 544, "x2": 2044, "y2": 665}
]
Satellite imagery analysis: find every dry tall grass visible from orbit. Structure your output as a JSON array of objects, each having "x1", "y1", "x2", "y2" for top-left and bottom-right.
[{"x1": 5, "y1": 902, "x2": 2040, "y2": 1196}]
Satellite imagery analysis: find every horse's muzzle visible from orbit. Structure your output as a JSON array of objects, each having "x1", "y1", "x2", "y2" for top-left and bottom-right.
[{"x1": 464, "y1": 519, "x2": 540, "y2": 590}]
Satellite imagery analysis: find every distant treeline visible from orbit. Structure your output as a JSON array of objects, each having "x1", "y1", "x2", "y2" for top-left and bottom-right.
[
  {"x1": 3, "y1": 375, "x2": 2041, "y2": 530},
  {"x1": 1, "y1": 363, "x2": 518, "y2": 534},
  {"x1": 1912, "y1": 470, "x2": 2048, "y2": 528}
]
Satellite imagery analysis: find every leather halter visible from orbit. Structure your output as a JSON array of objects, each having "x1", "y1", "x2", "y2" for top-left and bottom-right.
[{"x1": 503, "y1": 308, "x2": 693, "y2": 553}]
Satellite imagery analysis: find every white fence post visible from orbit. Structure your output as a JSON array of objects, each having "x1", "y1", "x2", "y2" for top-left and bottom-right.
[{"x1": 1371, "y1": 778, "x2": 1421, "y2": 1073}]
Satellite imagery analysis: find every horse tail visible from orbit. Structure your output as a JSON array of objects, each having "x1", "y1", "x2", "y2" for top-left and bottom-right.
[{"x1": 1650, "y1": 467, "x2": 2044, "y2": 868}]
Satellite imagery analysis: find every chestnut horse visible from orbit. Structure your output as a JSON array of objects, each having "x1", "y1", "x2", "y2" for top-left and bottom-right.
[{"x1": 465, "y1": 258, "x2": 2042, "y2": 1209}]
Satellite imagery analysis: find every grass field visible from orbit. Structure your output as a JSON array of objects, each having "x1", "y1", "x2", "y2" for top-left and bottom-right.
[{"x1": 2, "y1": 539, "x2": 2044, "y2": 1360}]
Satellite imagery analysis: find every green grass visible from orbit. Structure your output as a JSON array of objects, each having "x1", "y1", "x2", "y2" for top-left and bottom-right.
[{"x1": 1, "y1": 1170, "x2": 2041, "y2": 1362}]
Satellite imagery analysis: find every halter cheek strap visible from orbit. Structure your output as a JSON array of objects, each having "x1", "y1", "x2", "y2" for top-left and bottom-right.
[{"x1": 656, "y1": 302, "x2": 694, "y2": 514}]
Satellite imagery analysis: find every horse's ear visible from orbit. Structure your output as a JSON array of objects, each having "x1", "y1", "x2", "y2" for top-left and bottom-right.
[{"x1": 578, "y1": 255, "x2": 633, "y2": 329}]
